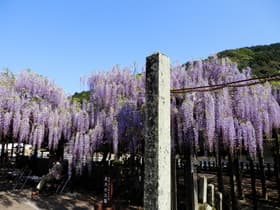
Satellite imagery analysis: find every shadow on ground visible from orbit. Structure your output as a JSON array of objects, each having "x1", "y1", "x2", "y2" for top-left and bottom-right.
[{"x1": 0, "y1": 189, "x2": 99, "y2": 210}]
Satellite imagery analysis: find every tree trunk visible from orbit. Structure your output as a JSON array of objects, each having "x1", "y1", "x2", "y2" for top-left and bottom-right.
[
  {"x1": 31, "y1": 145, "x2": 38, "y2": 174},
  {"x1": 272, "y1": 128, "x2": 280, "y2": 201},
  {"x1": 15, "y1": 142, "x2": 20, "y2": 157},
  {"x1": 171, "y1": 152, "x2": 177, "y2": 210},
  {"x1": 257, "y1": 148, "x2": 267, "y2": 199},
  {"x1": 184, "y1": 138, "x2": 198, "y2": 210},
  {"x1": 10, "y1": 142, "x2": 14, "y2": 159},
  {"x1": 216, "y1": 148, "x2": 224, "y2": 194},
  {"x1": 184, "y1": 144, "x2": 193, "y2": 210},
  {"x1": 23, "y1": 143, "x2": 25, "y2": 156},
  {"x1": 228, "y1": 152, "x2": 238, "y2": 210},
  {"x1": 56, "y1": 138, "x2": 65, "y2": 160},
  {"x1": 234, "y1": 156, "x2": 244, "y2": 199},
  {"x1": 1, "y1": 143, "x2": 5, "y2": 167},
  {"x1": 249, "y1": 158, "x2": 257, "y2": 210}
]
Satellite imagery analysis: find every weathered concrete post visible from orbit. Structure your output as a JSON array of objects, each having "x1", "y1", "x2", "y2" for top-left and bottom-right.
[
  {"x1": 207, "y1": 184, "x2": 215, "y2": 206},
  {"x1": 198, "y1": 176, "x2": 207, "y2": 204},
  {"x1": 215, "y1": 192, "x2": 223, "y2": 210},
  {"x1": 144, "y1": 52, "x2": 171, "y2": 210}
]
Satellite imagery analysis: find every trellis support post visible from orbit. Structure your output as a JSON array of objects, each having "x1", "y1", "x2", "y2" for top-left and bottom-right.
[{"x1": 144, "y1": 52, "x2": 171, "y2": 210}]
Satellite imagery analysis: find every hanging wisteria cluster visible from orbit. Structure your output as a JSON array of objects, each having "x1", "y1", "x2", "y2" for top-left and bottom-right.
[
  {"x1": 86, "y1": 57, "x2": 280, "y2": 159},
  {"x1": 1, "y1": 56, "x2": 280, "y2": 174},
  {"x1": 0, "y1": 70, "x2": 70, "y2": 148},
  {"x1": 170, "y1": 58, "x2": 280, "y2": 156},
  {"x1": 87, "y1": 67, "x2": 145, "y2": 154}
]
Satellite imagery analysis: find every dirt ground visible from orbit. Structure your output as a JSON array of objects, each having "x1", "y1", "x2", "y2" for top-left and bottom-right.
[
  {"x1": 0, "y1": 189, "x2": 144, "y2": 210},
  {"x1": 0, "y1": 171, "x2": 279, "y2": 209},
  {"x1": 0, "y1": 190, "x2": 99, "y2": 210},
  {"x1": 1, "y1": 186, "x2": 279, "y2": 210}
]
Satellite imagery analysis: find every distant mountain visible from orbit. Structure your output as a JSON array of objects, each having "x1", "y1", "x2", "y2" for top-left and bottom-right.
[{"x1": 217, "y1": 43, "x2": 280, "y2": 77}]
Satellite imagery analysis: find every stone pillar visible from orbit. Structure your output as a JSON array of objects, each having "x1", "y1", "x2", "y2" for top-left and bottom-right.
[
  {"x1": 207, "y1": 184, "x2": 215, "y2": 206},
  {"x1": 144, "y1": 53, "x2": 171, "y2": 210},
  {"x1": 198, "y1": 176, "x2": 207, "y2": 203},
  {"x1": 215, "y1": 192, "x2": 223, "y2": 210}
]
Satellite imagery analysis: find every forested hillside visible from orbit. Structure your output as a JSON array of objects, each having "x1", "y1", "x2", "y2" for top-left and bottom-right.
[{"x1": 217, "y1": 43, "x2": 280, "y2": 77}]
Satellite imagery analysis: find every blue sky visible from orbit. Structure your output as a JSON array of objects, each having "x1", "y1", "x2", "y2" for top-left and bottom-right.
[{"x1": 0, "y1": 0, "x2": 279, "y2": 94}]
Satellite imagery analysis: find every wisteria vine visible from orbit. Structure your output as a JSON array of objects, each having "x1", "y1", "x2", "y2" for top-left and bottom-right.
[{"x1": 1, "y1": 56, "x2": 280, "y2": 175}]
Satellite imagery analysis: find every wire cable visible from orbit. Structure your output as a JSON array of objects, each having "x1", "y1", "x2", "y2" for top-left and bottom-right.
[{"x1": 171, "y1": 74, "x2": 280, "y2": 94}]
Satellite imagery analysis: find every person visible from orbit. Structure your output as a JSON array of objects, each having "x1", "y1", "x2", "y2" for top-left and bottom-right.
[{"x1": 32, "y1": 157, "x2": 63, "y2": 196}]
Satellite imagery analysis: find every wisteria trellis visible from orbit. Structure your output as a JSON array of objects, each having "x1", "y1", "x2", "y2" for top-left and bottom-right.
[{"x1": 1, "y1": 56, "x2": 280, "y2": 174}]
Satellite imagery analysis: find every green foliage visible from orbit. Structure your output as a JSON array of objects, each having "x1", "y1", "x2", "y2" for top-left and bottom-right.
[
  {"x1": 71, "y1": 91, "x2": 90, "y2": 103},
  {"x1": 217, "y1": 43, "x2": 280, "y2": 77}
]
